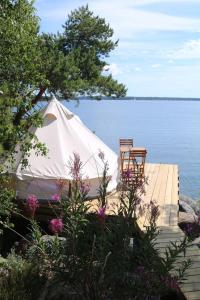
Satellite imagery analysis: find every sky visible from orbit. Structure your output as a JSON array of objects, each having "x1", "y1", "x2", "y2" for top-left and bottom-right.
[{"x1": 35, "y1": 0, "x2": 200, "y2": 97}]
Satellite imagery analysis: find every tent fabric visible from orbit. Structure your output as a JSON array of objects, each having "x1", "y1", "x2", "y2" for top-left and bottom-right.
[{"x1": 12, "y1": 96, "x2": 119, "y2": 199}]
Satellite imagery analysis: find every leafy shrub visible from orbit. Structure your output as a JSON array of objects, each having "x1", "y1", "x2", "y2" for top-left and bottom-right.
[{"x1": 0, "y1": 251, "x2": 45, "y2": 300}]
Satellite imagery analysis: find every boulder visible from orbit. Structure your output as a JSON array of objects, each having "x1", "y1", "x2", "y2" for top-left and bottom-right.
[
  {"x1": 179, "y1": 199, "x2": 196, "y2": 215},
  {"x1": 179, "y1": 194, "x2": 200, "y2": 214},
  {"x1": 178, "y1": 212, "x2": 197, "y2": 224}
]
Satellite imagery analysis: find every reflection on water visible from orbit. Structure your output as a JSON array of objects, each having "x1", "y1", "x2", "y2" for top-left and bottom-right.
[{"x1": 64, "y1": 99, "x2": 200, "y2": 199}]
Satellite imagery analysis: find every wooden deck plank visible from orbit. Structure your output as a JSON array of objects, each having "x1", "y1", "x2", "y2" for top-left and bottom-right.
[
  {"x1": 161, "y1": 165, "x2": 174, "y2": 227},
  {"x1": 144, "y1": 163, "x2": 160, "y2": 204},
  {"x1": 156, "y1": 164, "x2": 170, "y2": 226},
  {"x1": 181, "y1": 283, "x2": 200, "y2": 293},
  {"x1": 183, "y1": 291, "x2": 200, "y2": 300},
  {"x1": 185, "y1": 268, "x2": 200, "y2": 276},
  {"x1": 138, "y1": 163, "x2": 160, "y2": 228},
  {"x1": 142, "y1": 164, "x2": 163, "y2": 227},
  {"x1": 170, "y1": 165, "x2": 179, "y2": 226}
]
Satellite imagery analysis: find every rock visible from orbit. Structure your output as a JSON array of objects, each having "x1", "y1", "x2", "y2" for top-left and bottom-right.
[
  {"x1": 179, "y1": 200, "x2": 196, "y2": 215},
  {"x1": 178, "y1": 212, "x2": 197, "y2": 224},
  {"x1": 179, "y1": 194, "x2": 200, "y2": 214}
]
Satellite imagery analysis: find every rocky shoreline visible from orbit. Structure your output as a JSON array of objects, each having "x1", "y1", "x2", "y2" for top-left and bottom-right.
[{"x1": 179, "y1": 194, "x2": 200, "y2": 229}]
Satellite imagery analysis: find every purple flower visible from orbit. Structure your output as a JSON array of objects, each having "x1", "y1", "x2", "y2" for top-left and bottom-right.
[
  {"x1": 49, "y1": 218, "x2": 64, "y2": 234},
  {"x1": 98, "y1": 206, "x2": 106, "y2": 219},
  {"x1": 137, "y1": 266, "x2": 145, "y2": 274},
  {"x1": 164, "y1": 276, "x2": 179, "y2": 291},
  {"x1": 184, "y1": 223, "x2": 193, "y2": 235},
  {"x1": 149, "y1": 200, "x2": 160, "y2": 223},
  {"x1": 80, "y1": 182, "x2": 90, "y2": 195},
  {"x1": 51, "y1": 194, "x2": 60, "y2": 201},
  {"x1": 122, "y1": 169, "x2": 131, "y2": 179},
  {"x1": 26, "y1": 194, "x2": 39, "y2": 216},
  {"x1": 69, "y1": 152, "x2": 82, "y2": 181}
]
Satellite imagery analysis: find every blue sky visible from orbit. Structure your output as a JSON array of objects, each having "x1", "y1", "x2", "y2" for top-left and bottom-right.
[{"x1": 35, "y1": 0, "x2": 200, "y2": 97}]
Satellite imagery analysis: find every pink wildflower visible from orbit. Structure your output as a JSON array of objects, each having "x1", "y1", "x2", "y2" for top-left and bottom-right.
[
  {"x1": 26, "y1": 194, "x2": 39, "y2": 216},
  {"x1": 98, "y1": 206, "x2": 106, "y2": 219},
  {"x1": 49, "y1": 218, "x2": 64, "y2": 234},
  {"x1": 69, "y1": 152, "x2": 82, "y2": 181},
  {"x1": 80, "y1": 182, "x2": 90, "y2": 195},
  {"x1": 122, "y1": 169, "x2": 131, "y2": 179},
  {"x1": 184, "y1": 223, "x2": 193, "y2": 235},
  {"x1": 137, "y1": 266, "x2": 145, "y2": 274},
  {"x1": 164, "y1": 276, "x2": 179, "y2": 291},
  {"x1": 51, "y1": 194, "x2": 60, "y2": 201},
  {"x1": 149, "y1": 200, "x2": 160, "y2": 224}
]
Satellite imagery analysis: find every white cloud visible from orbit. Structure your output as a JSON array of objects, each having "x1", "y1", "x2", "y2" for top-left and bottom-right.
[
  {"x1": 135, "y1": 67, "x2": 142, "y2": 72},
  {"x1": 132, "y1": 0, "x2": 200, "y2": 5},
  {"x1": 103, "y1": 63, "x2": 121, "y2": 76},
  {"x1": 37, "y1": 0, "x2": 200, "y2": 36},
  {"x1": 35, "y1": 0, "x2": 200, "y2": 97},
  {"x1": 167, "y1": 39, "x2": 200, "y2": 60},
  {"x1": 152, "y1": 64, "x2": 162, "y2": 68}
]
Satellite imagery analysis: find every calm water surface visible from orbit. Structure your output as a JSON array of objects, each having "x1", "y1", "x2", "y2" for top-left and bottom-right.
[{"x1": 64, "y1": 100, "x2": 200, "y2": 199}]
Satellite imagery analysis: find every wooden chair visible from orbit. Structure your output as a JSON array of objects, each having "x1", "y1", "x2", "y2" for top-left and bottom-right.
[
  {"x1": 121, "y1": 148, "x2": 147, "y2": 185},
  {"x1": 119, "y1": 138, "x2": 133, "y2": 149},
  {"x1": 119, "y1": 138, "x2": 133, "y2": 172}
]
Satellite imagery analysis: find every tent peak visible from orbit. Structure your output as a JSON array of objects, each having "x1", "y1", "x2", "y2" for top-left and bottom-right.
[
  {"x1": 50, "y1": 94, "x2": 59, "y2": 102},
  {"x1": 45, "y1": 95, "x2": 74, "y2": 120}
]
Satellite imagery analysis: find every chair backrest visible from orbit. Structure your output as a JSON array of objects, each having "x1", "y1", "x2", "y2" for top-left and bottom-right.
[
  {"x1": 130, "y1": 149, "x2": 147, "y2": 160},
  {"x1": 127, "y1": 149, "x2": 147, "y2": 178},
  {"x1": 119, "y1": 138, "x2": 133, "y2": 147}
]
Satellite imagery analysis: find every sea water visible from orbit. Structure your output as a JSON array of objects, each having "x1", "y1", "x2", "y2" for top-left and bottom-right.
[{"x1": 64, "y1": 99, "x2": 200, "y2": 199}]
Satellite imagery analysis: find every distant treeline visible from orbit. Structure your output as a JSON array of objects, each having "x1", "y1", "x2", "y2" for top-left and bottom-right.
[{"x1": 77, "y1": 96, "x2": 200, "y2": 101}]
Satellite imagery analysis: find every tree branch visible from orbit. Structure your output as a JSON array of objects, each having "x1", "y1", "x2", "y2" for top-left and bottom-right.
[{"x1": 13, "y1": 87, "x2": 46, "y2": 126}]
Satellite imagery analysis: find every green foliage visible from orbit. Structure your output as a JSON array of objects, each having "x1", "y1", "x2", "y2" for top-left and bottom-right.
[
  {"x1": 0, "y1": 187, "x2": 15, "y2": 216},
  {"x1": 0, "y1": 0, "x2": 47, "y2": 162},
  {"x1": 57, "y1": 5, "x2": 126, "y2": 98},
  {"x1": 0, "y1": 1, "x2": 126, "y2": 157},
  {"x1": 0, "y1": 251, "x2": 45, "y2": 300}
]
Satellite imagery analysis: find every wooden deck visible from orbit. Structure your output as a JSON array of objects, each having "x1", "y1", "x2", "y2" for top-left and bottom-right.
[
  {"x1": 138, "y1": 163, "x2": 200, "y2": 300},
  {"x1": 157, "y1": 229, "x2": 200, "y2": 300},
  {"x1": 89, "y1": 163, "x2": 180, "y2": 228},
  {"x1": 89, "y1": 163, "x2": 200, "y2": 300},
  {"x1": 139, "y1": 163, "x2": 179, "y2": 228}
]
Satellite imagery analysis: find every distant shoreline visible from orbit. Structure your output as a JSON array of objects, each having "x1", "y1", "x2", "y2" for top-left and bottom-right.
[{"x1": 77, "y1": 96, "x2": 200, "y2": 101}]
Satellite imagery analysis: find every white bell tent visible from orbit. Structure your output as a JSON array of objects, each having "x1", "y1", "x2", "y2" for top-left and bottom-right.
[{"x1": 11, "y1": 97, "x2": 119, "y2": 199}]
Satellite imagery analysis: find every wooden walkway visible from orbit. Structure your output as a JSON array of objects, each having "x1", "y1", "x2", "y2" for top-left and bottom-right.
[
  {"x1": 89, "y1": 163, "x2": 179, "y2": 228},
  {"x1": 156, "y1": 228, "x2": 200, "y2": 300},
  {"x1": 89, "y1": 163, "x2": 200, "y2": 300},
  {"x1": 139, "y1": 163, "x2": 179, "y2": 228},
  {"x1": 140, "y1": 163, "x2": 200, "y2": 300}
]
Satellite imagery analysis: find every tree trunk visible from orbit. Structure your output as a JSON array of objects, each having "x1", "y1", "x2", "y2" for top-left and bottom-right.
[{"x1": 13, "y1": 87, "x2": 46, "y2": 126}]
